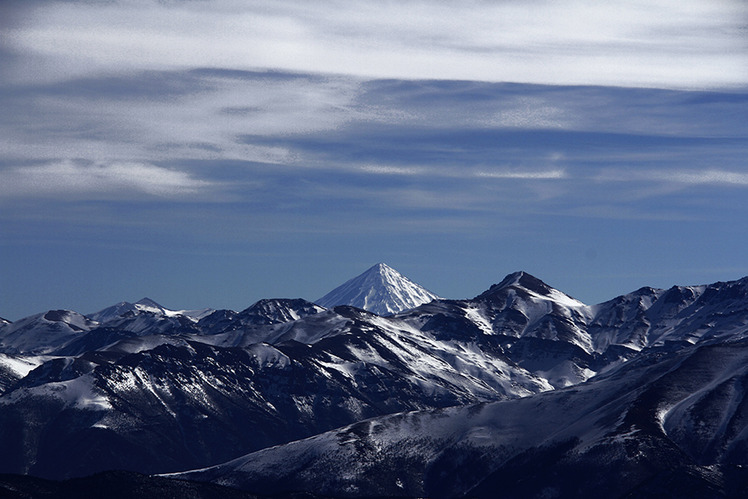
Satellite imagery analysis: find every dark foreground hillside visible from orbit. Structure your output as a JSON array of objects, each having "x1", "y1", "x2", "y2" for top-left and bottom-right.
[{"x1": 0, "y1": 471, "x2": 324, "y2": 499}]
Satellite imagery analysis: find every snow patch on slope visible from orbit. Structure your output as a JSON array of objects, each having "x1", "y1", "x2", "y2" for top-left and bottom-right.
[
  {"x1": 0, "y1": 354, "x2": 45, "y2": 378},
  {"x1": 0, "y1": 373, "x2": 112, "y2": 411}
]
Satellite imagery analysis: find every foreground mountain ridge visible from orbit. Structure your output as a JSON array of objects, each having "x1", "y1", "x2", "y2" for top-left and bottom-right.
[
  {"x1": 1, "y1": 268, "x2": 748, "y2": 497},
  {"x1": 176, "y1": 335, "x2": 748, "y2": 498}
]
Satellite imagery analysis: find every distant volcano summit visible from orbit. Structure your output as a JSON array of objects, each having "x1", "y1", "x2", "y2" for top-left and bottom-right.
[{"x1": 316, "y1": 263, "x2": 441, "y2": 315}]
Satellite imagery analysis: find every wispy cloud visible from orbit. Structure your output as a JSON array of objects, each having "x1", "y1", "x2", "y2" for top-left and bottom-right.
[
  {"x1": 598, "y1": 168, "x2": 748, "y2": 187},
  {"x1": 357, "y1": 164, "x2": 567, "y2": 180},
  {"x1": 359, "y1": 165, "x2": 428, "y2": 176},
  {"x1": 1, "y1": 67, "x2": 744, "y2": 217},
  {"x1": 0, "y1": 69, "x2": 354, "y2": 165},
  {"x1": 662, "y1": 170, "x2": 748, "y2": 187},
  {"x1": 0, "y1": 160, "x2": 212, "y2": 199},
  {"x1": 4, "y1": 0, "x2": 747, "y2": 89},
  {"x1": 475, "y1": 169, "x2": 567, "y2": 180}
]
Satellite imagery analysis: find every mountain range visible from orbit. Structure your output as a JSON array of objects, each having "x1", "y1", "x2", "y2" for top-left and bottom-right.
[{"x1": 1, "y1": 265, "x2": 748, "y2": 497}]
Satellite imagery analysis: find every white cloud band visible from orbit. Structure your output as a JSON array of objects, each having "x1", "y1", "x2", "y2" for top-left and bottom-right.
[
  {"x1": 5, "y1": 0, "x2": 747, "y2": 89},
  {"x1": 599, "y1": 168, "x2": 748, "y2": 187},
  {"x1": 0, "y1": 160, "x2": 211, "y2": 199}
]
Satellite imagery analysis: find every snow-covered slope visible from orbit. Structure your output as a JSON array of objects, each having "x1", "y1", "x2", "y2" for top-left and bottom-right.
[
  {"x1": 3, "y1": 270, "x2": 748, "y2": 485},
  {"x1": 235, "y1": 298, "x2": 325, "y2": 325},
  {"x1": 0, "y1": 310, "x2": 97, "y2": 354},
  {"x1": 175, "y1": 337, "x2": 748, "y2": 498},
  {"x1": 395, "y1": 271, "x2": 597, "y2": 388},
  {"x1": 0, "y1": 296, "x2": 557, "y2": 478},
  {"x1": 589, "y1": 276, "x2": 748, "y2": 352},
  {"x1": 316, "y1": 263, "x2": 441, "y2": 315},
  {"x1": 0, "y1": 334, "x2": 534, "y2": 478},
  {"x1": 50, "y1": 298, "x2": 215, "y2": 356},
  {"x1": 471, "y1": 270, "x2": 593, "y2": 349},
  {"x1": 197, "y1": 298, "x2": 326, "y2": 338},
  {"x1": 89, "y1": 297, "x2": 213, "y2": 324},
  {"x1": 0, "y1": 353, "x2": 45, "y2": 393}
]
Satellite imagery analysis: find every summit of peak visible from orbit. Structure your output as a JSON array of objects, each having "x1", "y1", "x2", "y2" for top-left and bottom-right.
[
  {"x1": 477, "y1": 271, "x2": 586, "y2": 308},
  {"x1": 135, "y1": 297, "x2": 163, "y2": 308},
  {"x1": 496, "y1": 271, "x2": 549, "y2": 292},
  {"x1": 88, "y1": 297, "x2": 169, "y2": 324},
  {"x1": 366, "y1": 262, "x2": 396, "y2": 274},
  {"x1": 316, "y1": 263, "x2": 441, "y2": 315}
]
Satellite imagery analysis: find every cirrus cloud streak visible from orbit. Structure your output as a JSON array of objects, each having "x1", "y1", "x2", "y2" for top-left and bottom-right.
[
  {"x1": 3, "y1": 0, "x2": 747, "y2": 89},
  {"x1": 598, "y1": 168, "x2": 748, "y2": 187},
  {"x1": 0, "y1": 160, "x2": 213, "y2": 199}
]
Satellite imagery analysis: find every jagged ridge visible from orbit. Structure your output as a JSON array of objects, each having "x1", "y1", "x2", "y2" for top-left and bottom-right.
[{"x1": 1, "y1": 270, "x2": 748, "y2": 488}]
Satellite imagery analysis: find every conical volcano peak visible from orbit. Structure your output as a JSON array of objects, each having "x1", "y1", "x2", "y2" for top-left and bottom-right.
[
  {"x1": 316, "y1": 263, "x2": 441, "y2": 316},
  {"x1": 367, "y1": 263, "x2": 409, "y2": 285},
  {"x1": 361, "y1": 263, "x2": 390, "y2": 277},
  {"x1": 365, "y1": 262, "x2": 399, "y2": 276}
]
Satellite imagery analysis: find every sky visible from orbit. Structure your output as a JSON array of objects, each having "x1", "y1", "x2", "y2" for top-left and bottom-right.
[{"x1": 1, "y1": 0, "x2": 747, "y2": 320}]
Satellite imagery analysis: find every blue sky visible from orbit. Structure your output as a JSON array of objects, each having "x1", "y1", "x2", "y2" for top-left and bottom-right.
[{"x1": 1, "y1": 0, "x2": 747, "y2": 320}]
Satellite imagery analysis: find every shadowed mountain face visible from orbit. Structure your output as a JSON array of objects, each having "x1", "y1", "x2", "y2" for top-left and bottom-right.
[
  {"x1": 0, "y1": 470, "x2": 310, "y2": 499},
  {"x1": 1, "y1": 271, "x2": 748, "y2": 494},
  {"x1": 176, "y1": 337, "x2": 748, "y2": 498}
]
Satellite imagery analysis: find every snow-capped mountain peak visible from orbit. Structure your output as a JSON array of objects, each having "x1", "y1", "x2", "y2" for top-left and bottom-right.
[
  {"x1": 89, "y1": 298, "x2": 213, "y2": 324},
  {"x1": 478, "y1": 271, "x2": 587, "y2": 309},
  {"x1": 0, "y1": 310, "x2": 97, "y2": 354},
  {"x1": 236, "y1": 298, "x2": 326, "y2": 325},
  {"x1": 133, "y1": 297, "x2": 165, "y2": 313},
  {"x1": 88, "y1": 298, "x2": 161, "y2": 324},
  {"x1": 316, "y1": 263, "x2": 441, "y2": 316}
]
